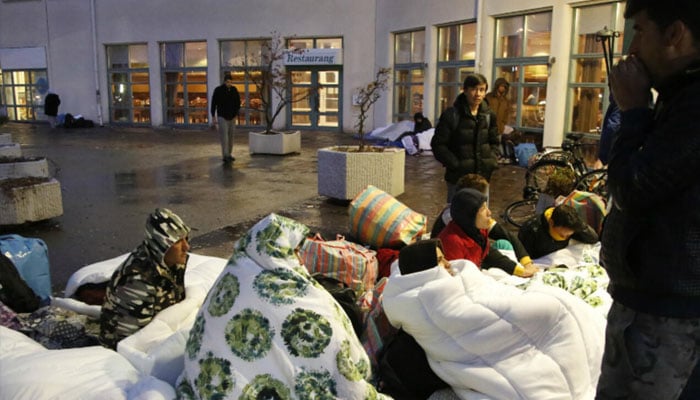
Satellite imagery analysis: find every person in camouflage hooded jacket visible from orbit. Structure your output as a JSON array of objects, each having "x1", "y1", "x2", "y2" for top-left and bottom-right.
[{"x1": 99, "y1": 208, "x2": 191, "y2": 349}]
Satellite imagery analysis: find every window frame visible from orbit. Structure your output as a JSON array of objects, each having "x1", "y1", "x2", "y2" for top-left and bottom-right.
[
  {"x1": 220, "y1": 38, "x2": 269, "y2": 128},
  {"x1": 159, "y1": 41, "x2": 208, "y2": 126},
  {"x1": 435, "y1": 21, "x2": 477, "y2": 117},
  {"x1": 492, "y1": 11, "x2": 552, "y2": 137},
  {"x1": 0, "y1": 69, "x2": 48, "y2": 122},
  {"x1": 106, "y1": 43, "x2": 151, "y2": 125},
  {"x1": 393, "y1": 29, "x2": 426, "y2": 122},
  {"x1": 566, "y1": 1, "x2": 626, "y2": 138}
]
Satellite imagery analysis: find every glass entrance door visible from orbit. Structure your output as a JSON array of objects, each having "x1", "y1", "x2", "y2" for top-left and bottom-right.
[{"x1": 288, "y1": 67, "x2": 341, "y2": 130}]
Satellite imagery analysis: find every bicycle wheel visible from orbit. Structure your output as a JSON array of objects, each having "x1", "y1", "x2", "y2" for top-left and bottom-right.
[
  {"x1": 504, "y1": 198, "x2": 538, "y2": 228},
  {"x1": 525, "y1": 160, "x2": 577, "y2": 196},
  {"x1": 576, "y1": 168, "x2": 608, "y2": 199}
]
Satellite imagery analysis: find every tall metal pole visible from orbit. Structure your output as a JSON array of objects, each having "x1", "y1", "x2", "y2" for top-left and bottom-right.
[
  {"x1": 90, "y1": 0, "x2": 103, "y2": 126},
  {"x1": 596, "y1": 26, "x2": 621, "y2": 83}
]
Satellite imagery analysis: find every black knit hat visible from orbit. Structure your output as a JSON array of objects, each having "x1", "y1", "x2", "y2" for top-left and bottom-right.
[
  {"x1": 399, "y1": 239, "x2": 443, "y2": 275},
  {"x1": 450, "y1": 188, "x2": 487, "y2": 232}
]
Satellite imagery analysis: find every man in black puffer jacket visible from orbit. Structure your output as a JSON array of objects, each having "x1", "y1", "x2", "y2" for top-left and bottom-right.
[
  {"x1": 431, "y1": 73, "x2": 500, "y2": 203},
  {"x1": 597, "y1": 0, "x2": 700, "y2": 398}
]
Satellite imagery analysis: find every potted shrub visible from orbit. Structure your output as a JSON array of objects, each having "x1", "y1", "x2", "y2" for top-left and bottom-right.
[
  {"x1": 0, "y1": 176, "x2": 63, "y2": 225},
  {"x1": 0, "y1": 156, "x2": 63, "y2": 225},
  {"x1": 246, "y1": 31, "x2": 318, "y2": 155},
  {"x1": 317, "y1": 67, "x2": 406, "y2": 200}
]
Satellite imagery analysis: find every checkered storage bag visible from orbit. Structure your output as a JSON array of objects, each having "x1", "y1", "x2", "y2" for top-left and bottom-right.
[
  {"x1": 299, "y1": 233, "x2": 378, "y2": 297},
  {"x1": 349, "y1": 185, "x2": 427, "y2": 249}
]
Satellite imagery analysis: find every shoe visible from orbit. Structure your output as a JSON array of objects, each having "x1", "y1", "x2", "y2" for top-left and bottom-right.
[{"x1": 222, "y1": 156, "x2": 235, "y2": 163}]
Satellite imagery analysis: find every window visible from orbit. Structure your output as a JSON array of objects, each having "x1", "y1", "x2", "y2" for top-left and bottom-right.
[
  {"x1": 568, "y1": 2, "x2": 626, "y2": 136},
  {"x1": 393, "y1": 30, "x2": 425, "y2": 121},
  {"x1": 221, "y1": 39, "x2": 266, "y2": 127},
  {"x1": 287, "y1": 37, "x2": 342, "y2": 50},
  {"x1": 160, "y1": 41, "x2": 208, "y2": 125},
  {"x1": 285, "y1": 37, "x2": 343, "y2": 130},
  {"x1": 0, "y1": 69, "x2": 48, "y2": 121},
  {"x1": 493, "y1": 12, "x2": 552, "y2": 135},
  {"x1": 107, "y1": 44, "x2": 150, "y2": 124},
  {"x1": 436, "y1": 22, "x2": 476, "y2": 115}
]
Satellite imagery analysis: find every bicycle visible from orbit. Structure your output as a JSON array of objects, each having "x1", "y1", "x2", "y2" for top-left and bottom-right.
[
  {"x1": 504, "y1": 27, "x2": 618, "y2": 229},
  {"x1": 527, "y1": 133, "x2": 608, "y2": 196},
  {"x1": 504, "y1": 133, "x2": 608, "y2": 228}
]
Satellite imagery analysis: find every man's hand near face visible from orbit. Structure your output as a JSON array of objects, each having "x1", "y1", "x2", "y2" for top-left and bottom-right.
[{"x1": 610, "y1": 55, "x2": 652, "y2": 112}]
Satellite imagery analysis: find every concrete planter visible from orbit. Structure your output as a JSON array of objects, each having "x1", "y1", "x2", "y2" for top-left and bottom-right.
[
  {"x1": 249, "y1": 130, "x2": 301, "y2": 155},
  {"x1": 0, "y1": 143, "x2": 22, "y2": 158},
  {"x1": 0, "y1": 133, "x2": 11, "y2": 144},
  {"x1": 0, "y1": 178, "x2": 63, "y2": 225},
  {"x1": 0, "y1": 157, "x2": 49, "y2": 179},
  {"x1": 317, "y1": 146, "x2": 405, "y2": 200}
]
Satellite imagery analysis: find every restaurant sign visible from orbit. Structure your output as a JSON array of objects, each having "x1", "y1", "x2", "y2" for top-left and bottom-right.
[{"x1": 284, "y1": 48, "x2": 342, "y2": 66}]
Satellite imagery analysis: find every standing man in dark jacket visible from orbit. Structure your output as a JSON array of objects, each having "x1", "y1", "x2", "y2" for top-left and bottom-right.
[
  {"x1": 597, "y1": 0, "x2": 700, "y2": 398},
  {"x1": 431, "y1": 74, "x2": 500, "y2": 203},
  {"x1": 210, "y1": 73, "x2": 241, "y2": 163},
  {"x1": 44, "y1": 92, "x2": 60, "y2": 128}
]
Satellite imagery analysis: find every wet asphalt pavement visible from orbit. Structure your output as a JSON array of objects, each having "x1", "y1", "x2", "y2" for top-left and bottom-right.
[{"x1": 0, "y1": 122, "x2": 525, "y2": 293}]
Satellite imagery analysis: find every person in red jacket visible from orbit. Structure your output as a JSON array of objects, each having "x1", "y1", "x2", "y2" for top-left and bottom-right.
[{"x1": 438, "y1": 188, "x2": 538, "y2": 277}]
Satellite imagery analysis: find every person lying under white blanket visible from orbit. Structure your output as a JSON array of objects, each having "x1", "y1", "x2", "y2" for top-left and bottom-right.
[{"x1": 382, "y1": 239, "x2": 605, "y2": 400}]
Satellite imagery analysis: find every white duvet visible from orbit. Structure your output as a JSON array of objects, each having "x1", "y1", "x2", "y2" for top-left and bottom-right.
[
  {"x1": 2, "y1": 243, "x2": 607, "y2": 400},
  {"x1": 382, "y1": 259, "x2": 605, "y2": 400},
  {"x1": 0, "y1": 326, "x2": 175, "y2": 400},
  {"x1": 0, "y1": 251, "x2": 230, "y2": 399}
]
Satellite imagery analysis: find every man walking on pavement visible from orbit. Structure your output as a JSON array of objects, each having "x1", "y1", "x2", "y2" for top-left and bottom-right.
[
  {"x1": 597, "y1": 0, "x2": 700, "y2": 398},
  {"x1": 210, "y1": 73, "x2": 241, "y2": 163}
]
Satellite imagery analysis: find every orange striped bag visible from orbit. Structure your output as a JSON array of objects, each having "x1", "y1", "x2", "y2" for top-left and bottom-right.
[
  {"x1": 299, "y1": 233, "x2": 378, "y2": 297},
  {"x1": 560, "y1": 190, "x2": 607, "y2": 235},
  {"x1": 349, "y1": 185, "x2": 427, "y2": 249}
]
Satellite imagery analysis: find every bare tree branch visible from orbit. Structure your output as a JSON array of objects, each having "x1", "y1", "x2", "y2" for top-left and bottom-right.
[
  {"x1": 242, "y1": 31, "x2": 320, "y2": 134},
  {"x1": 354, "y1": 67, "x2": 391, "y2": 151}
]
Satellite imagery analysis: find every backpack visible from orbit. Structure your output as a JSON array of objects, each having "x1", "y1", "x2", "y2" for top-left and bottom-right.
[
  {"x1": 514, "y1": 143, "x2": 539, "y2": 167},
  {"x1": 312, "y1": 273, "x2": 363, "y2": 338},
  {"x1": 0, "y1": 234, "x2": 52, "y2": 300},
  {"x1": 377, "y1": 329, "x2": 450, "y2": 399},
  {"x1": 63, "y1": 113, "x2": 75, "y2": 128},
  {"x1": 0, "y1": 253, "x2": 40, "y2": 313}
]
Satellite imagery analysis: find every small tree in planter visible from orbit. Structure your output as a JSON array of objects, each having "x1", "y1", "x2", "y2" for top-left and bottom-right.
[
  {"x1": 245, "y1": 31, "x2": 320, "y2": 135},
  {"x1": 244, "y1": 31, "x2": 320, "y2": 155},
  {"x1": 318, "y1": 67, "x2": 404, "y2": 200},
  {"x1": 354, "y1": 67, "x2": 391, "y2": 152}
]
